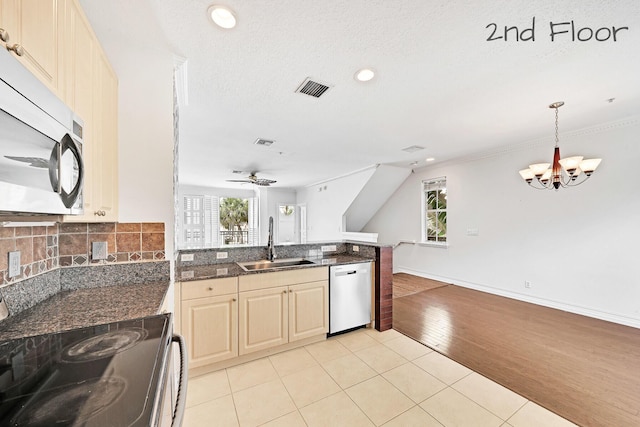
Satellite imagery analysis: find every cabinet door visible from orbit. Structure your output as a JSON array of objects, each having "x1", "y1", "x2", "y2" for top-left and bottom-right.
[
  {"x1": 92, "y1": 50, "x2": 118, "y2": 221},
  {"x1": 289, "y1": 280, "x2": 328, "y2": 342},
  {"x1": 182, "y1": 294, "x2": 238, "y2": 368},
  {"x1": 1, "y1": 0, "x2": 60, "y2": 92},
  {"x1": 239, "y1": 286, "x2": 288, "y2": 355}
]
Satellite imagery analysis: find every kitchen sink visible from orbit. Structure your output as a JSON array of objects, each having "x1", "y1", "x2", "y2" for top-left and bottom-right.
[{"x1": 237, "y1": 258, "x2": 317, "y2": 272}]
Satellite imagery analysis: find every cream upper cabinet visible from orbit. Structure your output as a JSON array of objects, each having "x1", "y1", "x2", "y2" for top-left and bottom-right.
[
  {"x1": 289, "y1": 280, "x2": 329, "y2": 342},
  {"x1": 61, "y1": 0, "x2": 118, "y2": 222},
  {"x1": 0, "y1": 0, "x2": 61, "y2": 94}
]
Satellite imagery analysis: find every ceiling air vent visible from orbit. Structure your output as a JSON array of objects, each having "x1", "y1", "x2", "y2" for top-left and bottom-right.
[
  {"x1": 254, "y1": 138, "x2": 274, "y2": 147},
  {"x1": 296, "y1": 78, "x2": 331, "y2": 98},
  {"x1": 401, "y1": 145, "x2": 425, "y2": 153}
]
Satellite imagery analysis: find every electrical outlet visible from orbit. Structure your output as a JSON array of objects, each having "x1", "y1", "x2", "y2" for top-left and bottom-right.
[
  {"x1": 352, "y1": 245, "x2": 360, "y2": 252},
  {"x1": 8, "y1": 251, "x2": 20, "y2": 278},
  {"x1": 180, "y1": 254, "x2": 194, "y2": 262},
  {"x1": 524, "y1": 280, "x2": 532, "y2": 289},
  {"x1": 92, "y1": 241, "x2": 108, "y2": 260},
  {"x1": 216, "y1": 252, "x2": 228, "y2": 259},
  {"x1": 216, "y1": 268, "x2": 228, "y2": 276},
  {"x1": 321, "y1": 245, "x2": 336, "y2": 252}
]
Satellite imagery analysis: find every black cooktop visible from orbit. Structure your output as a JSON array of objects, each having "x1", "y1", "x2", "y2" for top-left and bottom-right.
[{"x1": 0, "y1": 314, "x2": 171, "y2": 426}]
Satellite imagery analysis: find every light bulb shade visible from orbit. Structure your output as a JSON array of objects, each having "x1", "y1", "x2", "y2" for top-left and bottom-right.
[
  {"x1": 529, "y1": 163, "x2": 550, "y2": 177},
  {"x1": 540, "y1": 169, "x2": 552, "y2": 182},
  {"x1": 519, "y1": 168, "x2": 535, "y2": 181},
  {"x1": 580, "y1": 158, "x2": 602, "y2": 173},
  {"x1": 559, "y1": 156, "x2": 584, "y2": 174}
]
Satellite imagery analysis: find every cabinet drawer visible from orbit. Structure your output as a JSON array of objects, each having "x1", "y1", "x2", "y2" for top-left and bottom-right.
[
  {"x1": 239, "y1": 266, "x2": 328, "y2": 292},
  {"x1": 181, "y1": 277, "x2": 238, "y2": 300}
]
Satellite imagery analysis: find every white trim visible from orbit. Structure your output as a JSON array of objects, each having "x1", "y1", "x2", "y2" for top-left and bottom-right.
[
  {"x1": 305, "y1": 164, "x2": 378, "y2": 188},
  {"x1": 395, "y1": 266, "x2": 640, "y2": 329}
]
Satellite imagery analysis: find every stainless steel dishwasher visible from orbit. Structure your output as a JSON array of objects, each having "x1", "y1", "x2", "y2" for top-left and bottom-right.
[{"x1": 329, "y1": 262, "x2": 372, "y2": 334}]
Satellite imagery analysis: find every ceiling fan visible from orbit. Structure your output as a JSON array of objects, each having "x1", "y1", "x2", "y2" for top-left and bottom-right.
[{"x1": 226, "y1": 172, "x2": 277, "y2": 187}]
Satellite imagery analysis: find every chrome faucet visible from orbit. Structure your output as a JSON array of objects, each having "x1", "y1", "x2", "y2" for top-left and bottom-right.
[{"x1": 267, "y1": 216, "x2": 276, "y2": 261}]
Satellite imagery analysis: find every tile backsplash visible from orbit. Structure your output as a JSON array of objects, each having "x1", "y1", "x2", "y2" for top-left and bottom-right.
[{"x1": 0, "y1": 222, "x2": 165, "y2": 286}]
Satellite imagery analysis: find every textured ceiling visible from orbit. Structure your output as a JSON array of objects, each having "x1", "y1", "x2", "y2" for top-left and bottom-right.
[{"x1": 81, "y1": 0, "x2": 640, "y2": 188}]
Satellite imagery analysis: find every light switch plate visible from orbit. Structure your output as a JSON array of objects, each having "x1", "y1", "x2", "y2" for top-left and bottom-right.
[
  {"x1": 352, "y1": 245, "x2": 360, "y2": 252},
  {"x1": 8, "y1": 251, "x2": 20, "y2": 278},
  {"x1": 321, "y1": 245, "x2": 337, "y2": 252},
  {"x1": 216, "y1": 252, "x2": 228, "y2": 259},
  {"x1": 92, "y1": 241, "x2": 108, "y2": 260},
  {"x1": 181, "y1": 254, "x2": 194, "y2": 262}
]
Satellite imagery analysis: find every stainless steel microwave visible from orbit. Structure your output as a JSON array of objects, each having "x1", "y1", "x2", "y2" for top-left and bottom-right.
[{"x1": 0, "y1": 48, "x2": 84, "y2": 215}]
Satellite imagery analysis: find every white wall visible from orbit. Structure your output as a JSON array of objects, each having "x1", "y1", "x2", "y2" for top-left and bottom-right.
[
  {"x1": 296, "y1": 167, "x2": 377, "y2": 242},
  {"x1": 363, "y1": 118, "x2": 640, "y2": 327},
  {"x1": 257, "y1": 188, "x2": 297, "y2": 245}
]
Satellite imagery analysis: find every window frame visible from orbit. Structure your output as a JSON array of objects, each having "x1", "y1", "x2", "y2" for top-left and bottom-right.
[{"x1": 421, "y1": 177, "x2": 448, "y2": 247}]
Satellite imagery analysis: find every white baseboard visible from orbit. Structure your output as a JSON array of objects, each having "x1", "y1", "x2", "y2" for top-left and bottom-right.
[{"x1": 395, "y1": 266, "x2": 640, "y2": 329}]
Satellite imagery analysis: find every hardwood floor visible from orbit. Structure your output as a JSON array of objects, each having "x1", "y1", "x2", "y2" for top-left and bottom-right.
[
  {"x1": 392, "y1": 278, "x2": 640, "y2": 427},
  {"x1": 392, "y1": 273, "x2": 448, "y2": 298}
]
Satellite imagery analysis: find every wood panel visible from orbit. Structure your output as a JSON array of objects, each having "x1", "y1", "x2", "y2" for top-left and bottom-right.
[
  {"x1": 374, "y1": 246, "x2": 392, "y2": 331},
  {"x1": 393, "y1": 282, "x2": 640, "y2": 427}
]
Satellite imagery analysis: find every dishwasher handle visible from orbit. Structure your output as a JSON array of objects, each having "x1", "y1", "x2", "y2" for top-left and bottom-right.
[
  {"x1": 171, "y1": 334, "x2": 188, "y2": 427},
  {"x1": 335, "y1": 270, "x2": 357, "y2": 276}
]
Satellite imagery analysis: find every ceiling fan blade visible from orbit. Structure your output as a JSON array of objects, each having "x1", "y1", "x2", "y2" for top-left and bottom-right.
[
  {"x1": 254, "y1": 179, "x2": 276, "y2": 186},
  {"x1": 226, "y1": 179, "x2": 252, "y2": 183}
]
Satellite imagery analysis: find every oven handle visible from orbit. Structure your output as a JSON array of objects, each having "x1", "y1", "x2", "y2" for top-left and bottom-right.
[{"x1": 171, "y1": 334, "x2": 188, "y2": 427}]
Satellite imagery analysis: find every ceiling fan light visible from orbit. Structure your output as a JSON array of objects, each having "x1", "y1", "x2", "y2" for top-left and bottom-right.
[
  {"x1": 208, "y1": 5, "x2": 237, "y2": 29},
  {"x1": 580, "y1": 158, "x2": 602, "y2": 174},
  {"x1": 529, "y1": 163, "x2": 550, "y2": 177}
]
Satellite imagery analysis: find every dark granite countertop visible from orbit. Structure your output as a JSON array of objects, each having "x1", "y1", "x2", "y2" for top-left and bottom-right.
[
  {"x1": 177, "y1": 254, "x2": 374, "y2": 282},
  {"x1": 0, "y1": 281, "x2": 169, "y2": 341}
]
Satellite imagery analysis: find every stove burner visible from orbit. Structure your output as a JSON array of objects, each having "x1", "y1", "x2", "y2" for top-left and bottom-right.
[
  {"x1": 11, "y1": 376, "x2": 127, "y2": 426},
  {"x1": 61, "y1": 328, "x2": 148, "y2": 363}
]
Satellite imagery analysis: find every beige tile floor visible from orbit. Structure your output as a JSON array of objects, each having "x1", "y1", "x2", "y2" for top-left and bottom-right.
[{"x1": 183, "y1": 328, "x2": 577, "y2": 427}]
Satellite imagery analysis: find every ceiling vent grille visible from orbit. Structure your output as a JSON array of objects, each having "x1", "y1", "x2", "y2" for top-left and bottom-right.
[
  {"x1": 401, "y1": 145, "x2": 425, "y2": 153},
  {"x1": 254, "y1": 138, "x2": 274, "y2": 146},
  {"x1": 296, "y1": 78, "x2": 331, "y2": 98}
]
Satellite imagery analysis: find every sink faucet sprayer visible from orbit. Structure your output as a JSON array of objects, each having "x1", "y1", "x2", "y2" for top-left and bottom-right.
[{"x1": 267, "y1": 216, "x2": 276, "y2": 261}]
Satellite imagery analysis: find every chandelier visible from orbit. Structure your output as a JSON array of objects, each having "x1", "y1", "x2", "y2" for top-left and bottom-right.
[{"x1": 519, "y1": 102, "x2": 601, "y2": 190}]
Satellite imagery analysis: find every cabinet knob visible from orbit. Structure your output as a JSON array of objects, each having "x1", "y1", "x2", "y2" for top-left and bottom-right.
[
  {"x1": 289, "y1": 289, "x2": 292, "y2": 293},
  {"x1": 282, "y1": 290, "x2": 287, "y2": 294},
  {"x1": 232, "y1": 298, "x2": 237, "y2": 302},
  {"x1": 7, "y1": 43, "x2": 24, "y2": 57},
  {"x1": 0, "y1": 28, "x2": 9, "y2": 43},
  {"x1": 208, "y1": 287, "x2": 213, "y2": 291}
]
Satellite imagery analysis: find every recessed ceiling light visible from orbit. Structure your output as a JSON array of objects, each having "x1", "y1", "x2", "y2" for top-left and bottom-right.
[
  {"x1": 354, "y1": 68, "x2": 375, "y2": 82},
  {"x1": 426, "y1": 157, "x2": 435, "y2": 162},
  {"x1": 208, "y1": 5, "x2": 237, "y2": 29}
]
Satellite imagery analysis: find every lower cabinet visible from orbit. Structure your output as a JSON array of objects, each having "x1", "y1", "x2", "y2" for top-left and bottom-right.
[
  {"x1": 238, "y1": 286, "x2": 288, "y2": 355},
  {"x1": 180, "y1": 277, "x2": 238, "y2": 369},
  {"x1": 179, "y1": 267, "x2": 329, "y2": 370},
  {"x1": 239, "y1": 267, "x2": 329, "y2": 356}
]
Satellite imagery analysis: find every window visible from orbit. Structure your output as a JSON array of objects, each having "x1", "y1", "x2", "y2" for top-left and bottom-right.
[
  {"x1": 180, "y1": 194, "x2": 258, "y2": 248},
  {"x1": 422, "y1": 177, "x2": 447, "y2": 244}
]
